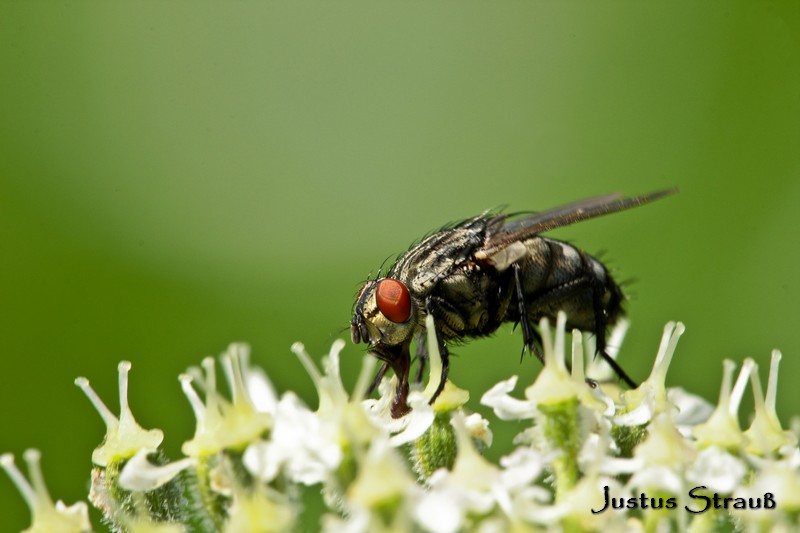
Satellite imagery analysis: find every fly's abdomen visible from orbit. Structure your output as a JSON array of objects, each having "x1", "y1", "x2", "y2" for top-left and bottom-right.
[{"x1": 512, "y1": 237, "x2": 623, "y2": 332}]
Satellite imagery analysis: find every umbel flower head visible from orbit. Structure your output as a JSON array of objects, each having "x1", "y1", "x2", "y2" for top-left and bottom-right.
[{"x1": 4, "y1": 314, "x2": 800, "y2": 532}]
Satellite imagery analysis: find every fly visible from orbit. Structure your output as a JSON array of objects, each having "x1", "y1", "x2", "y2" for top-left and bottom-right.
[{"x1": 351, "y1": 189, "x2": 676, "y2": 417}]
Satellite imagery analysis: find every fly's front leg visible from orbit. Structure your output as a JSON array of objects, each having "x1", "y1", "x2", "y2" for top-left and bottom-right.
[
  {"x1": 366, "y1": 361, "x2": 389, "y2": 397},
  {"x1": 424, "y1": 297, "x2": 450, "y2": 404},
  {"x1": 414, "y1": 331, "x2": 427, "y2": 384},
  {"x1": 512, "y1": 263, "x2": 543, "y2": 362}
]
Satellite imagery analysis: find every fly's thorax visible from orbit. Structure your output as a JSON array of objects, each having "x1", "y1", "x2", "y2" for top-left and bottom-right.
[
  {"x1": 428, "y1": 263, "x2": 514, "y2": 339},
  {"x1": 389, "y1": 218, "x2": 488, "y2": 295}
]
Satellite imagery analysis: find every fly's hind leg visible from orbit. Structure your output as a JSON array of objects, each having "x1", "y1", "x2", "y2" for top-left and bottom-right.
[
  {"x1": 514, "y1": 254, "x2": 636, "y2": 389},
  {"x1": 580, "y1": 251, "x2": 637, "y2": 389}
]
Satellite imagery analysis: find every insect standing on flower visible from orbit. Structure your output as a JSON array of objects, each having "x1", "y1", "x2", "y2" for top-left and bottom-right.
[{"x1": 351, "y1": 190, "x2": 676, "y2": 417}]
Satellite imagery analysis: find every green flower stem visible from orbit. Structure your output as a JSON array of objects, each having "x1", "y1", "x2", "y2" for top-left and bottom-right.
[
  {"x1": 193, "y1": 456, "x2": 228, "y2": 532},
  {"x1": 642, "y1": 490, "x2": 676, "y2": 533},
  {"x1": 538, "y1": 397, "x2": 580, "y2": 502},
  {"x1": 612, "y1": 424, "x2": 648, "y2": 458},
  {"x1": 412, "y1": 413, "x2": 457, "y2": 479}
]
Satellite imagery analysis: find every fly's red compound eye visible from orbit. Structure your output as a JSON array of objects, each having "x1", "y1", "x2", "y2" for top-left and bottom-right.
[{"x1": 375, "y1": 278, "x2": 411, "y2": 323}]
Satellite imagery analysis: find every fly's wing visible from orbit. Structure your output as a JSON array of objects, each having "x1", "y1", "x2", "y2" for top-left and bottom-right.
[{"x1": 474, "y1": 188, "x2": 676, "y2": 270}]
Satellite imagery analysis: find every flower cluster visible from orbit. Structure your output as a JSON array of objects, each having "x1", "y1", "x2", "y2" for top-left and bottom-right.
[{"x1": 3, "y1": 313, "x2": 800, "y2": 532}]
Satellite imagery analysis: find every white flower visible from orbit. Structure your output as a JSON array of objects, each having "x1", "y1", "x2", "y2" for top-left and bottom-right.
[
  {"x1": 524, "y1": 429, "x2": 630, "y2": 531},
  {"x1": 734, "y1": 458, "x2": 800, "y2": 513},
  {"x1": 321, "y1": 510, "x2": 370, "y2": 533},
  {"x1": 1, "y1": 449, "x2": 92, "y2": 533},
  {"x1": 362, "y1": 378, "x2": 435, "y2": 447},
  {"x1": 223, "y1": 486, "x2": 295, "y2": 533},
  {"x1": 239, "y1": 346, "x2": 279, "y2": 414},
  {"x1": 667, "y1": 387, "x2": 713, "y2": 435},
  {"x1": 75, "y1": 361, "x2": 164, "y2": 466},
  {"x1": 480, "y1": 313, "x2": 616, "y2": 420},
  {"x1": 525, "y1": 314, "x2": 582, "y2": 405},
  {"x1": 579, "y1": 432, "x2": 641, "y2": 477},
  {"x1": 245, "y1": 337, "x2": 433, "y2": 488},
  {"x1": 463, "y1": 412, "x2": 493, "y2": 448},
  {"x1": 743, "y1": 351, "x2": 797, "y2": 455},
  {"x1": 244, "y1": 340, "x2": 356, "y2": 486},
  {"x1": 627, "y1": 414, "x2": 696, "y2": 495},
  {"x1": 692, "y1": 359, "x2": 749, "y2": 449},
  {"x1": 615, "y1": 322, "x2": 684, "y2": 426},
  {"x1": 569, "y1": 328, "x2": 616, "y2": 416},
  {"x1": 732, "y1": 458, "x2": 800, "y2": 532},
  {"x1": 179, "y1": 345, "x2": 271, "y2": 458},
  {"x1": 686, "y1": 446, "x2": 746, "y2": 493},
  {"x1": 525, "y1": 475, "x2": 628, "y2": 530},
  {"x1": 498, "y1": 447, "x2": 545, "y2": 490},
  {"x1": 292, "y1": 340, "x2": 350, "y2": 416},
  {"x1": 414, "y1": 489, "x2": 462, "y2": 533},
  {"x1": 243, "y1": 392, "x2": 341, "y2": 485},
  {"x1": 336, "y1": 438, "x2": 420, "y2": 532}
]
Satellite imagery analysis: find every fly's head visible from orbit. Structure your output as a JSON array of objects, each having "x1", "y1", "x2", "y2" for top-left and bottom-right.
[{"x1": 351, "y1": 277, "x2": 419, "y2": 358}]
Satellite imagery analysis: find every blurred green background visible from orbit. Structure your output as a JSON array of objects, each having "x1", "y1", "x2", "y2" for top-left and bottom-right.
[{"x1": 1, "y1": 1, "x2": 799, "y2": 531}]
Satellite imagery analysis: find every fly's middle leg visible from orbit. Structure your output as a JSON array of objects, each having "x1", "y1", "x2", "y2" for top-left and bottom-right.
[{"x1": 512, "y1": 263, "x2": 544, "y2": 362}]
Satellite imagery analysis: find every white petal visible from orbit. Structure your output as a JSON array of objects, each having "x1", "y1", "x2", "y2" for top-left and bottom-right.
[
  {"x1": 614, "y1": 396, "x2": 655, "y2": 426},
  {"x1": 245, "y1": 366, "x2": 279, "y2": 414},
  {"x1": 52, "y1": 500, "x2": 93, "y2": 531},
  {"x1": 463, "y1": 413, "x2": 493, "y2": 448},
  {"x1": 627, "y1": 465, "x2": 683, "y2": 494},
  {"x1": 686, "y1": 447, "x2": 746, "y2": 493},
  {"x1": 668, "y1": 387, "x2": 714, "y2": 428},
  {"x1": 243, "y1": 441, "x2": 281, "y2": 482},
  {"x1": 389, "y1": 392, "x2": 435, "y2": 447},
  {"x1": 414, "y1": 490, "x2": 463, "y2": 533},
  {"x1": 118, "y1": 448, "x2": 195, "y2": 492},
  {"x1": 499, "y1": 447, "x2": 544, "y2": 489},
  {"x1": 480, "y1": 377, "x2": 536, "y2": 420}
]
